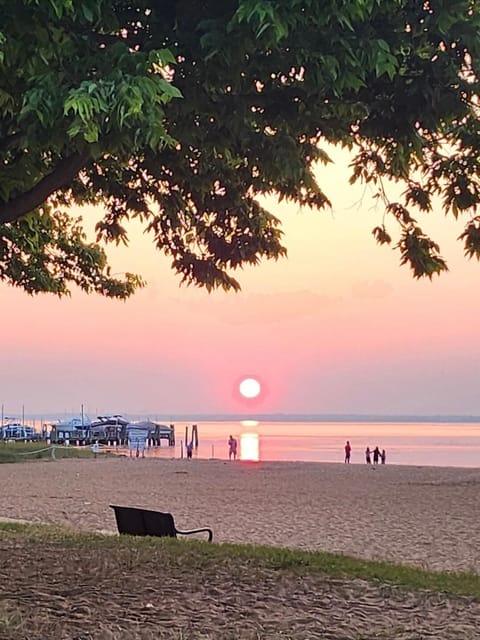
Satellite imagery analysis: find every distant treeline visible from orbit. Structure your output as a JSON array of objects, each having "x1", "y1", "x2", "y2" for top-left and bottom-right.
[{"x1": 26, "y1": 413, "x2": 480, "y2": 424}]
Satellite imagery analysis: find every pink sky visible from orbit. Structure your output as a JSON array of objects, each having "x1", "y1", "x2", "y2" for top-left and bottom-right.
[{"x1": 2, "y1": 146, "x2": 480, "y2": 418}]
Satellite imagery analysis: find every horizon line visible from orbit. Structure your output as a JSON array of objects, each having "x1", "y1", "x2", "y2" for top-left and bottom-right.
[{"x1": 14, "y1": 412, "x2": 480, "y2": 424}]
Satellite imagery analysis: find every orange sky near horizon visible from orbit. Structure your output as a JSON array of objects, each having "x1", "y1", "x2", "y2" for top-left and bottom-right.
[{"x1": 1, "y1": 145, "x2": 480, "y2": 418}]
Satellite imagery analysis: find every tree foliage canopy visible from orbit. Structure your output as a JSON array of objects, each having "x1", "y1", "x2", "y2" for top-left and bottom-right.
[{"x1": 0, "y1": 0, "x2": 479, "y2": 296}]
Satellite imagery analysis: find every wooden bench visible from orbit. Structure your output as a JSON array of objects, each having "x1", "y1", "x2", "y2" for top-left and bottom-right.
[{"x1": 110, "y1": 505, "x2": 213, "y2": 542}]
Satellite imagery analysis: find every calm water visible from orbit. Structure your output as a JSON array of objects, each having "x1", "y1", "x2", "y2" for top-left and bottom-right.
[{"x1": 141, "y1": 421, "x2": 480, "y2": 468}]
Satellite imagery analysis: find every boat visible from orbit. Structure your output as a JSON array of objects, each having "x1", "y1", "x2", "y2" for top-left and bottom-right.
[
  {"x1": 129, "y1": 420, "x2": 175, "y2": 445},
  {"x1": 90, "y1": 415, "x2": 129, "y2": 441},
  {"x1": 49, "y1": 415, "x2": 92, "y2": 444},
  {"x1": 91, "y1": 415, "x2": 129, "y2": 427},
  {"x1": 1, "y1": 423, "x2": 40, "y2": 441},
  {"x1": 54, "y1": 416, "x2": 92, "y2": 430}
]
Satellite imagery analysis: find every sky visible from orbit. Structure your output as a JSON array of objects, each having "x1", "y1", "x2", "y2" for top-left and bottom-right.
[{"x1": 2, "y1": 144, "x2": 480, "y2": 419}]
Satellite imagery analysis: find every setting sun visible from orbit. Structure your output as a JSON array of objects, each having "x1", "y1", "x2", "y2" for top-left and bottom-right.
[{"x1": 239, "y1": 377, "x2": 261, "y2": 399}]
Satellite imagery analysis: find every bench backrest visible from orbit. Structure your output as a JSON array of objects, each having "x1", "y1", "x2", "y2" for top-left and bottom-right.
[{"x1": 110, "y1": 505, "x2": 177, "y2": 537}]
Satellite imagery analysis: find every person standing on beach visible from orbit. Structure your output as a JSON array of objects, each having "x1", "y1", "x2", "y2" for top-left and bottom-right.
[
  {"x1": 381, "y1": 449, "x2": 386, "y2": 464},
  {"x1": 228, "y1": 435, "x2": 238, "y2": 460},
  {"x1": 344, "y1": 440, "x2": 351, "y2": 464},
  {"x1": 373, "y1": 446, "x2": 380, "y2": 465},
  {"x1": 365, "y1": 447, "x2": 371, "y2": 464}
]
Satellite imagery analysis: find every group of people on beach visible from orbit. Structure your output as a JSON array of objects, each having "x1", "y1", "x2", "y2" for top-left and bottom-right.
[
  {"x1": 344, "y1": 441, "x2": 386, "y2": 465},
  {"x1": 365, "y1": 445, "x2": 386, "y2": 465}
]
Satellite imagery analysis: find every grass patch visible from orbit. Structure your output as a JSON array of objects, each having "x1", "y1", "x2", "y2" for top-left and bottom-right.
[
  {"x1": 0, "y1": 521, "x2": 479, "y2": 600},
  {"x1": 0, "y1": 609, "x2": 21, "y2": 630},
  {"x1": 0, "y1": 441, "x2": 94, "y2": 463}
]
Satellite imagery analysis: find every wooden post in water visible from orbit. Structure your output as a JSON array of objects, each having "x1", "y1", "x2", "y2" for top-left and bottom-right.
[{"x1": 192, "y1": 424, "x2": 199, "y2": 448}]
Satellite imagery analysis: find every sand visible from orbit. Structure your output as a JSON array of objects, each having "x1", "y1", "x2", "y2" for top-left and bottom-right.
[{"x1": 0, "y1": 456, "x2": 479, "y2": 574}]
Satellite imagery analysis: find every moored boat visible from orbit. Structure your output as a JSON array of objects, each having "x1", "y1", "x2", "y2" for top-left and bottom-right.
[{"x1": 1, "y1": 423, "x2": 40, "y2": 441}]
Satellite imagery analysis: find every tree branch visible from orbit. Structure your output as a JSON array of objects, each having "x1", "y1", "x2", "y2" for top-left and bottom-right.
[{"x1": 0, "y1": 151, "x2": 91, "y2": 224}]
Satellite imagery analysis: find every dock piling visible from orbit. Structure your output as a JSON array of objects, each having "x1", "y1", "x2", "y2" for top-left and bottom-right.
[{"x1": 192, "y1": 424, "x2": 199, "y2": 448}]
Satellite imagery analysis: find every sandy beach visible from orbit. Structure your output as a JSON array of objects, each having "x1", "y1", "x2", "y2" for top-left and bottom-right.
[{"x1": 0, "y1": 456, "x2": 479, "y2": 574}]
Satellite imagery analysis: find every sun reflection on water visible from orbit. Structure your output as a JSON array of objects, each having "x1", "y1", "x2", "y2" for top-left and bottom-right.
[
  {"x1": 240, "y1": 432, "x2": 259, "y2": 461},
  {"x1": 241, "y1": 420, "x2": 259, "y2": 428}
]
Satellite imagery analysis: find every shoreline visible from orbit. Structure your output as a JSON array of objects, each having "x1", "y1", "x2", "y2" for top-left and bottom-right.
[
  {"x1": 0, "y1": 457, "x2": 479, "y2": 574},
  {"x1": 107, "y1": 443, "x2": 480, "y2": 470}
]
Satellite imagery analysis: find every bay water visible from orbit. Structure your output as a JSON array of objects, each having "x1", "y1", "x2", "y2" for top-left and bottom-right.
[{"x1": 141, "y1": 420, "x2": 480, "y2": 468}]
